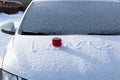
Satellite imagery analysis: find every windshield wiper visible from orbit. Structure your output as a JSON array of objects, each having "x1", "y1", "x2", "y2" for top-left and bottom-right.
[
  {"x1": 21, "y1": 31, "x2": 49, "y2": 35},
  {"x1": 87, "y1": 33, "x2": 120, "y2": 35}
]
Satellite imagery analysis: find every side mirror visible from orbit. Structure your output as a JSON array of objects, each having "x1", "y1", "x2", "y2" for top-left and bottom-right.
[{"x1": 0, "y1": 22, "x2": 16, "y2": 35}]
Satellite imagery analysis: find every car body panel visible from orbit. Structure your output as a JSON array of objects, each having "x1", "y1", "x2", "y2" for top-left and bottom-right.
[
  {"x1": 2, "y1": 0, "x2": 120, "y2": 80},
  {"x1": 3, "y1": 35, "x2": 120, "y2": 80}
]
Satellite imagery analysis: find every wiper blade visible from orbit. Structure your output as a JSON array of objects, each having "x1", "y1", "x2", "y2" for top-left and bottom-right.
[
  {"x1": 22, "y1": 31, "x2": 49, "y2": 35},
  {"x1": 87, "y1": 33, "x2": 119, "y2": 35}
]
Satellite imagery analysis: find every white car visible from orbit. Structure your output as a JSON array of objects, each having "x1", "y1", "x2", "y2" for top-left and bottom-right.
[{"x1": 1, "y1": 0, "x2": 120, "y2": 80}]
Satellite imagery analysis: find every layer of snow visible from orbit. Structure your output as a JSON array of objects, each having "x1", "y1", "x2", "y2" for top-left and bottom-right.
[
  {"x1": 0, "y1": 3, "x2": 120, "y2": 80},
  {"x1": 21, "y1": 1, "x2": 120, "y2": 35},
  {"x1": 3, "y1": 35, "x2": 120, "y2": 80},
  {"x1": 0, "y1": 11, "x2": 23, "y2": 27},
  {"x1": 0, "y1": 12, "x2": 23, "y2": 67}
]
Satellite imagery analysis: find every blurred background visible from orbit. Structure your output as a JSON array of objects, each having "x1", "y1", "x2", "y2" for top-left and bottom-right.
[{"x1": 0, "y1": 0, "x2": 32, "y2": 14}]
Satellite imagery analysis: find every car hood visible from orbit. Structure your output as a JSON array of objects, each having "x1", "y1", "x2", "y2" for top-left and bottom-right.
[{"x1": 3, "y1": 35, "x2": 120, "y2": 80}]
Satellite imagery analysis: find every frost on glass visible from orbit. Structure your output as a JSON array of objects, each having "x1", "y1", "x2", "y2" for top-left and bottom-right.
[{"x1": 20, "y1": 1, "x2": 120, "y2": 35}]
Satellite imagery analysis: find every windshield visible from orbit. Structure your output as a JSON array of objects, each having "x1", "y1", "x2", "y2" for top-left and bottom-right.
[{"x1": 19, "y1": 1, "x2": 120, "y2": 35}]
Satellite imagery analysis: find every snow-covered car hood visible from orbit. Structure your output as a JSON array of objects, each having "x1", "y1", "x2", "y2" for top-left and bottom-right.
[{"x1": 3, "y1": 35, "x2": 120, "y2": 80}]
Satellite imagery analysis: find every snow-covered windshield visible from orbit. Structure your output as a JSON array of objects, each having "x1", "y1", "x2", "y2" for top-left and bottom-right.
[{"x1": 19, "y1": 1, "x2": 120, "y2": 35}]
